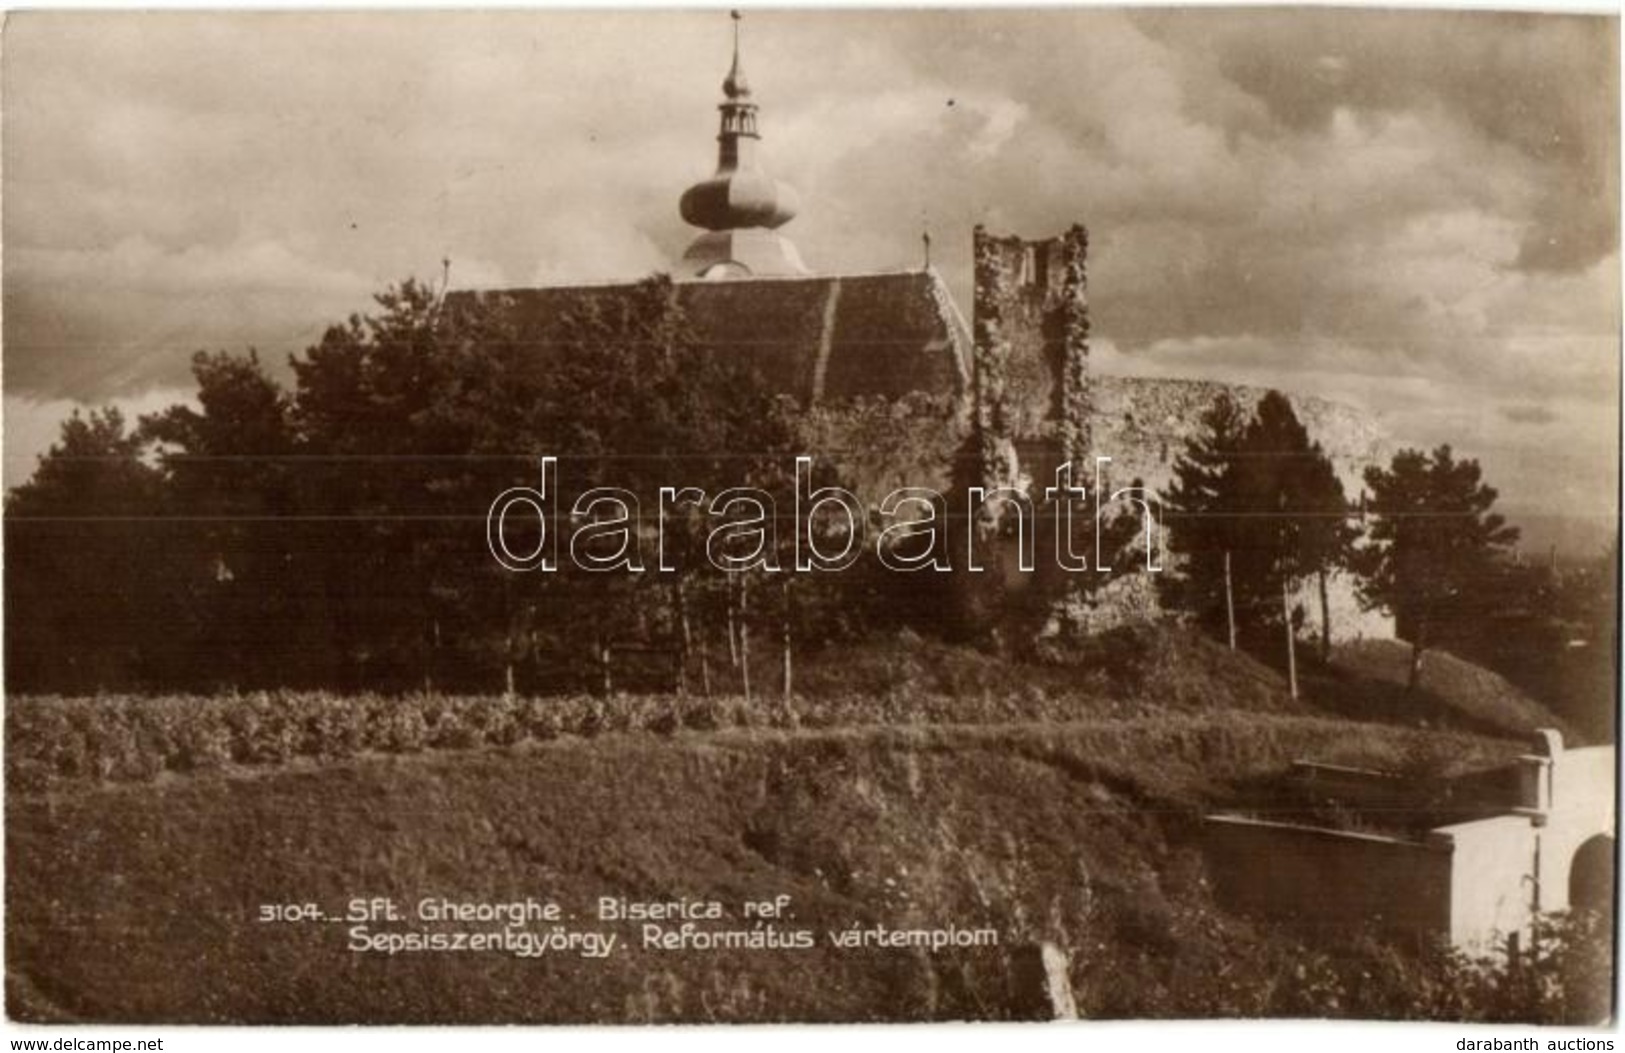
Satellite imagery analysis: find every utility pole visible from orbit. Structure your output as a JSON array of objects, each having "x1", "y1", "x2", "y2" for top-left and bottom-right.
[
  {"x1": 781, "y1": 578, "x2": 793, "y2": 702},
  {"x1": 1224, "y1": 551, "x2": 1237, "y2": 651},
  {"x1": 1282, "y1": 576, "x2": 1298, "y2": 700},
  {"x1": 739, "y1": 573, "x2": 752, "y2": 702}
]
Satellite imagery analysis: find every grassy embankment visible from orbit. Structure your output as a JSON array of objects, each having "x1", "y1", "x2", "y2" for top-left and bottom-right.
[{"x1": 6, "y1": 626, "x2": 1564, "y2": 1023}]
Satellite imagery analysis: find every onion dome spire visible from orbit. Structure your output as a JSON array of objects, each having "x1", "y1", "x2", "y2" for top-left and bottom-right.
[{"x1": 678, "y1": 11, "x2": 808, "y2": 278}]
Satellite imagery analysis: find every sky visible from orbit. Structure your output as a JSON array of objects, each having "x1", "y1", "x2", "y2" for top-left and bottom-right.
[{"x1": 2, "y1": 8, "x2": 1619, "y2": 552}]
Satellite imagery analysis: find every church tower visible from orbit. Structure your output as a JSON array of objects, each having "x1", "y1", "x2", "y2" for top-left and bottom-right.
[{"x1": 678, "y1": 13, "x2": 809, "y2": 278}]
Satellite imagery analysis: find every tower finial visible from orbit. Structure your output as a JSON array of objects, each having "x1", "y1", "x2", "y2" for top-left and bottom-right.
[{"x1": 724, "y1": 10, "x2": 750, "y2": 99}]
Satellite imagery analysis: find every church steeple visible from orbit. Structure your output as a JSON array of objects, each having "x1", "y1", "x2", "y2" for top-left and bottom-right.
[{"x1": 678, "y1": 11, "x2": 808, "y2": 279}]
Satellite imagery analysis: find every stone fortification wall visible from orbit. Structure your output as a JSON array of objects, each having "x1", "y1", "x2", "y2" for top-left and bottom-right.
[
  {"x1": 1093, "y1": 375, "x2": 1391, "y2": 501},
  {"x1": 1092, "y1": 376, "x2": 1396, "y2": 640}
]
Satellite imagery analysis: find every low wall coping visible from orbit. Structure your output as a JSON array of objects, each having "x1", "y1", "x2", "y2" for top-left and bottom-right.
[
  {"x1": 1204, "y1": 812, "x2": 1449, "y2": 851},
  {"x1": 1290, "y1": 760, "x2": 1405, "y2": 781}
]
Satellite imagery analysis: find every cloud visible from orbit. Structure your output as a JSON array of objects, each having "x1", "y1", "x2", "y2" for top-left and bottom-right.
[
  {"x1": 1, "y1": 8, "x2": 1617, "y2": 523},
  {"x1": 1499, "y1": 404, "x2": 1559, "y2": 426},
  {"x1": 3, "y1": 386, "x2": 196, "y2": 492},
  {"x1": 4, "y1": 236, "x2": 379, "y2": 398},
  {"x1": 1132, "y1": 9, "x2": 1619, "y2": 275}
]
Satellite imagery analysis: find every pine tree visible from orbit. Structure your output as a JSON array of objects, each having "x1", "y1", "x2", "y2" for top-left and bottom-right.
[
  {"x1": 142, "y1": 350, "x2": 302, "y2": 687},
  {"x1": 4, "y1": 408, "x2": 175, "y2": 689},
  {"x1": 1230, "y1": 392, "x2": 1355, "y2": 692},
  {"x1": 1355, "y1": 445, "x2": 1520, "y2": 693},
  {"x1": 1161, "y1": 393, "x2": 1250, "y2": 642},
  {"x1": 1163, "y1": 391, "x2": 1355, "y2": 673}
]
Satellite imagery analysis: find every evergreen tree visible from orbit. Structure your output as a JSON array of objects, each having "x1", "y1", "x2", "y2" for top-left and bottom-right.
[
  {"x1": 1233, "y1": 391, "x2": 1355, "y2": 632},
  {"x1": 538, "y1": 275, "x2": 807, "y2": 696},
  {"x1": 1355, "y1": 445, "x2": 1520, "y2": 693},
  {"x1": 1231, "y1": 392, "x2": 1355, "y2": 691},
  {"x1": 7, "y1": 274, "x2": 912, "y2": 695},
  {"x1": 1161, "y1": 393, "x2": 1250, "y2": 641},
  {"x1": 1296, "y1": 435, "x2": 1359, "y2": 663},
  {"x1": 141, "y1": 350, "x2": 302, "y2": 687},
  {"x1": 1162, "y1": 391, "x2": 1355, "y2": 669},
  {"x1": 4, "y1": 408, "x2": 176, "y2": 689},
  {"x1": 287, "y1": 279, "x2": 470, "y2": 688}
]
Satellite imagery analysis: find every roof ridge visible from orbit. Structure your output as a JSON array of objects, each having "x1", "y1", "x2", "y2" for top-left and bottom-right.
[
  {"x1": 673, "y1": 268, "x2": 934, "y2": 284},
  {"x1": 460, "y1": 268, "x2": 939, "y2": 298}
]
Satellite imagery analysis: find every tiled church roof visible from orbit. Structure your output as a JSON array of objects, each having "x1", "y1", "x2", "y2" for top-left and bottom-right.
[{"x1": 461, "y1": 270, "x2": 969, "y2": 406}]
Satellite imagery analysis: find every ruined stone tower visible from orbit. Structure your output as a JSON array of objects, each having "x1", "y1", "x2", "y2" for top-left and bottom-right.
[
  {"x1": 964, "y1": 225, "x2": 1106, "y2": 629},
  {"x1": 971, "y1": 224, "x2": 1093, "y2": 495}
]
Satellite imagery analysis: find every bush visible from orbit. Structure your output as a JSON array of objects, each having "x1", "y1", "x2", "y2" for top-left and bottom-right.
[
  {"x1": 172, "y1": 719, "x2": 232, "y2": 772},
  {"x1": 427, "y1": 709, "x2": 478, "y2": 750},
  {"x1": 519, "y1": 698, "x2": 564, "y2": 741},
  {"x1": 3, "y1": 679, "x2": 1522, "y2": 801},
  {"x1": 372, "y1": 701, "x2": 429, "y2": 754}
]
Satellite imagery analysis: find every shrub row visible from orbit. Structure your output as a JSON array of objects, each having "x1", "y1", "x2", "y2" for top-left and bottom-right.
[{"x1": 5, "y1": 686, "x2": 1160, "y2": 792}]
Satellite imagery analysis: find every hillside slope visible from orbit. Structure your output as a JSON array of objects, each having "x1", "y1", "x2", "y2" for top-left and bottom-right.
[
  {"x1": 795, "y1": 624, "x2": 1300, "y2": 718},
  {"x1": 7, "y1": 714, "x2": 1525, "y2": 1024},
  {"x1": 1326, "y1": 639, "x2": 1579, "y2": 742}
]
